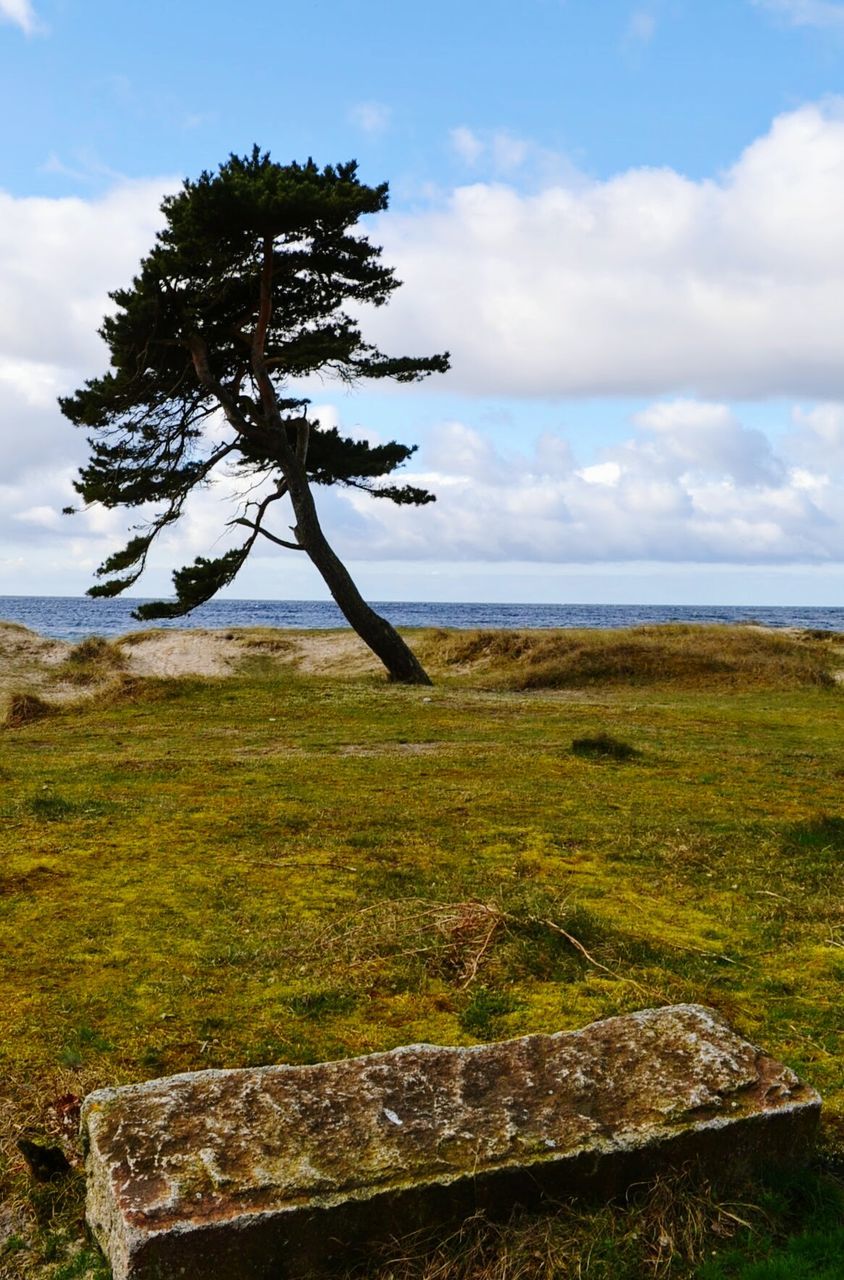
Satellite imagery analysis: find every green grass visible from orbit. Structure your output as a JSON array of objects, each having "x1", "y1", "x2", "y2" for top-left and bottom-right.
[{"x1": 0, "y1": 624, "x2": 842, "y2": 1276}]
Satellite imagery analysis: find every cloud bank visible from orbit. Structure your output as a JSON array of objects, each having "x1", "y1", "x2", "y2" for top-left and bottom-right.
[
  {"x1": 327, "y1": 402, "x2": 844, "y2": 566},
  {"x1": 370, "y1": 102, "x2": 844, "y2": 399},
  {"x1": 0, "y1": 179, "x2": 172, "y2": 480},
  {"x1": 2, "y1": 105, "x2": 844, "y2": 590}
]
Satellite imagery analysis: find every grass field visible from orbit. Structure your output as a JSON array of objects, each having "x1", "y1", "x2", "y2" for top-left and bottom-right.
[{"x1": 0, "y1": 623, "x2": 842, "y2": 1278}]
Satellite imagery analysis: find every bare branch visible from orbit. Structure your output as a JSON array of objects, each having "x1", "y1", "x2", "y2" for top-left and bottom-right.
[
  {"x1": 227, "y1": 480, "x2": 303, "y2": 551},
  {"x1": 231, "y1": 518, "x2": 305, "y2": 551}
]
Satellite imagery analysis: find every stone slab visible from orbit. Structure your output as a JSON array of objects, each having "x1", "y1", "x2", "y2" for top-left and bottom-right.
[{"x1": 82, "y1": 1004, "x2": 820, "y2": 1279}]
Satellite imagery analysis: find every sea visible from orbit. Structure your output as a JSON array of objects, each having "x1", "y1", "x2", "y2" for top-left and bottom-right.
[{"x1": 1, "y1": 596, "x2": 842, "y2": 642}]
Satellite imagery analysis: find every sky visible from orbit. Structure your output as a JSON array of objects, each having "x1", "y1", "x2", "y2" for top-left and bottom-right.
[{"x1": 2, "y1": 0, "x2": 844, "y2": 606}]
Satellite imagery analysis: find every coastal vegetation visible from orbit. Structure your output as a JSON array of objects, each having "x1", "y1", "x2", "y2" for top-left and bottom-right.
[{"x1": 0, "y1": 622, "x2": 842, "y2": 1277}]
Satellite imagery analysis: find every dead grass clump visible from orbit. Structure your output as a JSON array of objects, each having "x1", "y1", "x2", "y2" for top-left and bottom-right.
[
  {"x1": 91, "y1": 673, "x2": 206, "y2": 708},
  {"x1": 424, "y1": 625, "x2": 838, "y2": 690},
  {"x1": 57, "y1": 635, "x2": 127, "y2": 686},
  {"x1": 242, "y1": 631, "x2": 297, "y2": 654},
  {"x1": 117, "y1": 628, "x2": 170, "y2": 645},
  {"x1": 3, "y1": 692, "x2": 55, "y2": 729},
  {"x1": 421, "y1": 629, "x2": 536, "y2": 669},
  {"x1": 286, "y1": 898, "x2": 509, "y2": 990},
  {"x1": 282, "y1": 897, "x2": 653, "y2": 999},
  {"x1": 346, "y1": 1170, "x2": 768, "y2": 1280}
]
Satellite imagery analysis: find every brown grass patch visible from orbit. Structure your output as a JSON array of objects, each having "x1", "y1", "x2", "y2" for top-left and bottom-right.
[
  {"x1": 344, "y1": 1170, "x2": 769, "y2": 1280},
  {"x1": 421, "y1": 624, "x2": 838, "y2": 690},
  {"x1": 3, "y1": 692, "x2": 56, "y2": 729},
  {"x1": 55, "y1": 635, "x2": 128, "y2": 686}
]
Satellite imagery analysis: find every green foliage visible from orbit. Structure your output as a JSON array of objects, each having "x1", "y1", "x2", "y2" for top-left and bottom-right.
[
  {"x1": 59, "y1": 1024, "x2": 114, "y2": 1069},
  {"x1": 458, "y1": 986, "x2": 521, "y2": 1039},
  {"x1": 60, "y1": 148, "x2": 448, "y2": 619},
  {"x1": 51, "y1": 1249, "x2": 113, "y2": 1280},
  {"x1": 25, "y1": 791, "x2": 78, "y2": 821},
  {"x1": 696, "y1": 1170, "x2": 844, "y2": 1278},
  {"x1": 133, "y1": 549, "x2": 250, "y2": 620}
]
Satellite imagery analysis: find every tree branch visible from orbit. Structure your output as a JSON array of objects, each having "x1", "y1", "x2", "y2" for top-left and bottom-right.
[
  {"x1": 254, "y1": 235, "x2": 274, "y2": 359},
  {"x1": 188, "y1": 334, "x2": 253, "y2": 438},
  {"x1": 295, "y1": 416, "x2": 310, "y2": 463},
  {"x1": 228, "y1": 481, "x2": 304, "y2": 551},
  {"x1": 231, "y1": 518, "x2": 305, "y2": 551}
]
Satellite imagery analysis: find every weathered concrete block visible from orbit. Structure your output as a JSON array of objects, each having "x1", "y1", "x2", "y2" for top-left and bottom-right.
[{"x1": 82, "y1": 1005, "x2": 820, "y2": 1279}]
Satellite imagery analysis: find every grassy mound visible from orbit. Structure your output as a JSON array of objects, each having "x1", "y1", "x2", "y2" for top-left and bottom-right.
[
  {"x1": 422, "y1": 624, "x2": 839, "y2": 690},
  {"x1": 55, "y1": 636, "x2": 127, "y2": 687}
]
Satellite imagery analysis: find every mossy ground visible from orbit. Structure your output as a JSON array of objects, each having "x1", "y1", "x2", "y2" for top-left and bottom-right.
[{"x1": 0, "y1": 625, "x2": 842, "y2": 1277}]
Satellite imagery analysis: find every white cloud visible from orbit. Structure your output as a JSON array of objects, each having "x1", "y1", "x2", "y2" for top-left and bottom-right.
[
  {"x1": 326, "y1": 403, "x2": 844, "y2": 566},
  {"x1": 448, "y1": 125, "x2": 567, "y2": 180},
  {"x1": 0, "y1": 178, "x2": 173, "y2": 479},
  {"x1": 786, "y1": 403, "x2": 844, "y2": 464},
  {"x1": 753, "y1": 0, "x2": 844, "y2": 30},
  {"x1": 578, "y1": 462, "x2": 621, "y2": 487},
  {"x1": 630, "y1": 400, "x2": 784, "y2": 485},
  {"x1": 348, "y1": 101, "x2": 391, "y2": 135},
  {"x1": 14, "y1": 504, "x2": 62, "y2": 529},
  {"x1": 0, "y1": 0, "x2": 38, "y2": 34},
  {"x1": 367, "y1": 102, "x2": 844, "y2": 399}
]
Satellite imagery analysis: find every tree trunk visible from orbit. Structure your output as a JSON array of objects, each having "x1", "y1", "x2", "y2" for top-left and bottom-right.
[{"x1": 285, "y1": 461, "x2": 432, "y2": 686}]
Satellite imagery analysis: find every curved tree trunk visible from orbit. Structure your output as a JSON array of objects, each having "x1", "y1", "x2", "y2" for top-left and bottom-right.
[{"x1": 285, "y1": 461, "x2": 432, "y2": 685}]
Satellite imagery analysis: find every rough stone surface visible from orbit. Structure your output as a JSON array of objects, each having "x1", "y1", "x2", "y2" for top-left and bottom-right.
[{"x1": 82, "y1": 1004, "x2": 820, "y2": 1279}]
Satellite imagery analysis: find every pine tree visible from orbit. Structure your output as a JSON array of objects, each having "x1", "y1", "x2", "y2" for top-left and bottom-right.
[{"x1": 60, "y1": 149, "x2": 449, "y2": 684}]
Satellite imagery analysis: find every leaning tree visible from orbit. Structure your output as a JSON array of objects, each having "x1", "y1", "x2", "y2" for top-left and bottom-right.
[{"x1": 60, "y1": 149, "x2": 449, "y2": 684}]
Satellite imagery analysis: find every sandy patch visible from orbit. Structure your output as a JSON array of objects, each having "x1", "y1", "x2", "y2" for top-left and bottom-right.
[
  {"x1": 0, "y1": 622, "x2": 68, "y2": 669},
  {"x1": 0, "y1": 622, "x2": 72, "y2": 708},
  {"x1": 287, "y1": 631, "x2": 381, "y2": 677},
  {"x1": 119, "y1": 630, "x2": 240, "y2": 678},
  {"x1": 117, "y1": 628, "x2": 382, "y2": 679}
]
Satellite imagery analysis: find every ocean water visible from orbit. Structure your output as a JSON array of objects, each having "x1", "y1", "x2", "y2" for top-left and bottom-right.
[{"x1": 1, "y1": 596, "x2": 842, "y2": 642}]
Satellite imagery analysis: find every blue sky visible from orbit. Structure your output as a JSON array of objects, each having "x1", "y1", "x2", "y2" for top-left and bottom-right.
[{"x1": 2, "y1": 0, "x2": 844, "y2": 604}]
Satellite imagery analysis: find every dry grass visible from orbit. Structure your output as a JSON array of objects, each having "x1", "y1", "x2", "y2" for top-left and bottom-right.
[
  {"x1": 54, "y1": 637, "x2": 127, "y2": 687},
  {"x1": 420, "y1": 624, "x2": 839, "y2": 690},
  {"x1": 285, "y1": 897, "x2": 511, "y2": 989},
  {"x1": 284, "y1": 896, "x2": 653, "y2": 1000},
  {"x1": 344, "y1": 1170, "x2": 771, "y2": 1280},
  {"x1": 2, "y1": 693, "x2": 55, "y2": 730}
]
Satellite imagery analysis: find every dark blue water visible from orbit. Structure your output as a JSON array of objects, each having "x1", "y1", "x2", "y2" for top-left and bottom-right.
[{"x1": 0, "y1": 596, "x2": 842, "y2": 641}]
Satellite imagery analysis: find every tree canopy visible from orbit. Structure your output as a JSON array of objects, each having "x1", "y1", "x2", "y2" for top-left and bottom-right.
[{"x1": 61, "y1": 149, "x2": 449, "y2": 683}]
